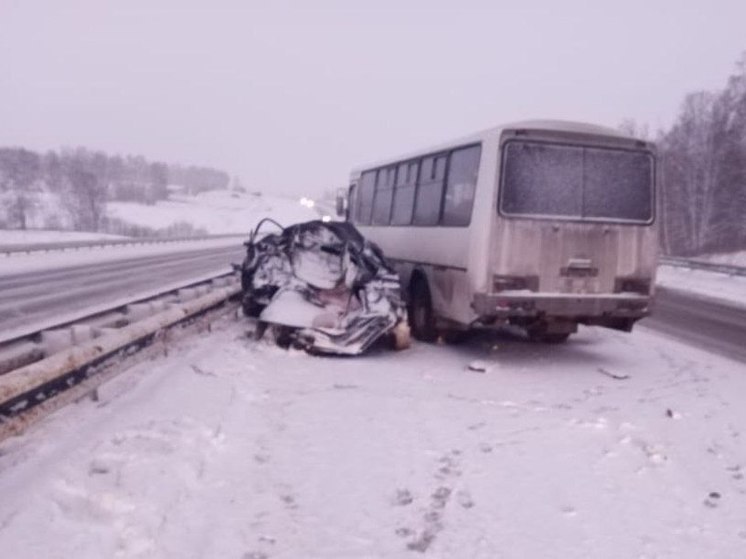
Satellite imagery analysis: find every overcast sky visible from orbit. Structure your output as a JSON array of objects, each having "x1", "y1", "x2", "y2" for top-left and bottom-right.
[{"x1": 1, "y1": 0, "x2": 745, "y2": 196}]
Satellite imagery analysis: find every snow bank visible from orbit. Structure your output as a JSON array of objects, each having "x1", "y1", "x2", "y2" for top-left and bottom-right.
[
  {"x1": 657, "y1": 265, "x2": 746, "y2": 308},
  {"x1": 697, "y1": 249, "x2": 746, "y2": 267}
]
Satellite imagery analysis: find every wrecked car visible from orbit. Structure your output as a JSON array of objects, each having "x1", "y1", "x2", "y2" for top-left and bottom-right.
[{"x1": 237, "y1": 218, "x2": 410, "y2": 355}]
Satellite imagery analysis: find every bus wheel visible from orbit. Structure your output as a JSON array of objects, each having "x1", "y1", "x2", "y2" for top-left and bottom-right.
[{"x1": 410, "y1": 278, "x2": 438, "y2": 342}]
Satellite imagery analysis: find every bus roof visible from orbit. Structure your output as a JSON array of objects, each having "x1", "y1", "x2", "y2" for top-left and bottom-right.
[{"x1": 350, "y1": 119, "x2": 638, "y2": 176}]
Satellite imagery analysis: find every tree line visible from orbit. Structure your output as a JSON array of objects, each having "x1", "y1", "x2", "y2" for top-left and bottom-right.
[
  {"x1": 632, "y1": 52, "x2": 746, "y2": 256},
  {"x1": 0, "y1": 146, "x2": 230, "y2": 232}
]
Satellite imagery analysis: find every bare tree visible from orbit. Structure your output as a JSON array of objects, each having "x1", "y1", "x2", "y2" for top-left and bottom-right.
[
  {"x1": 618, "y1": 118, "x2": 650, "y2": 140},
  {"x1": 65, "y1": 160, "x2": 107, "y2": 231},
  {"x1": 659, "y1": 51, "x2": 746, "y2": 255},
  {"x1": 0, "y1": 148, "x2": 41, "y2": 229},
  {"x1": 659, "y1": 91, "x2": 718, "y2": 254}
]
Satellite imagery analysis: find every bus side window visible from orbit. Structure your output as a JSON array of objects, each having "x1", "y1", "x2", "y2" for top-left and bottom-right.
[
  {"x1": 442, "y1": 145, "x2": 481, "y2": 226},
  {"x1": 348, "y1": 184, "x2": 358, "y2": 222},
  {"x1": 413, "y1": 154, "x2": 447, "y2": 225},
  {"x1": 391, "y1": 160, "x2": 418, "y2": 225},
  {"x1": 358, "y1": 170, "x2": 377, "y2": 225},
  {"x1": 372, "y1": 167, "x2": 395, "y2": 225}
]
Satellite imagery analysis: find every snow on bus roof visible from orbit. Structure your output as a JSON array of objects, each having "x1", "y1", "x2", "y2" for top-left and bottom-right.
[{"x1": 350, "y1": 119, "x2": 634, "y2": 176}]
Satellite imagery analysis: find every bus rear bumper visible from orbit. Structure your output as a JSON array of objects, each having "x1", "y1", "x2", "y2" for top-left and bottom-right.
[{"x1": 472, "y1": 292, "x2": 652, "y2": 320}]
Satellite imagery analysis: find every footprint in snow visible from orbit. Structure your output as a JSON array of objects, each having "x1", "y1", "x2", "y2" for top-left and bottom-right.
[
  {"x1": 478, "y1": 442, "x2": 493, "y2": 453},
  {"x1": 561, "y1": 505, "x2": 577, "y2": 517},
  {"x1": 407, "y1": 530, "x2": 437, "y2": 553},
  {"x1": 456, "y1": 489, "x2": 474, "y2": 509},
  {"x1": 704, "y1": 491, "x2": 721, "y2": 508},
  {"x1": 431, "y1": 486, "x2": 452, "y2": 508},
  {"x1": 392, "y1": 489, "x2": 414, "y2": 506},
  {"x1": 279, "y1": 494, "x2": 298, "y2": 510},
  {"x1": 727, "y1": 465, "x2": 743, "y2": 481}
]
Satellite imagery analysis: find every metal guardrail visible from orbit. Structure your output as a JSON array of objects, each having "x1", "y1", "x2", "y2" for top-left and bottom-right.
[
  {"x1": 0, "y1": 233, "x2": 247, "y2": 256},
  {"x1": 659, "y1": 256, "x2": 746, "y2": 278},
  {"x1": 0, "y1": 272, "x2": 242, "y2": 439}
]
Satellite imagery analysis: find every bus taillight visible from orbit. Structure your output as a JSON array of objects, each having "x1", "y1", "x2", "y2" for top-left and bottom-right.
[{"x1": 493, "y1": 275, "x2": 538, "y2": 292}]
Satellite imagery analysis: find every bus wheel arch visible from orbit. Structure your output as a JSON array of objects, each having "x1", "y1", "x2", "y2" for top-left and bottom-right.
[{"x1": 408, "y1": 271, "x2": 438, "y2": 342}]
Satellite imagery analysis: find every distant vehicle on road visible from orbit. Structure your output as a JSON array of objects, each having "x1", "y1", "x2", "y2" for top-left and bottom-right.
[{"x1": 339, "y1": 120, "x2": 658, "y2": 343}]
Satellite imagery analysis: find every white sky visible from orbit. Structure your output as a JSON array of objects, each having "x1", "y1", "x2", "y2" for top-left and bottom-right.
[{"x1": 1, "y1": 0, "x2": 745, "y2": 196}]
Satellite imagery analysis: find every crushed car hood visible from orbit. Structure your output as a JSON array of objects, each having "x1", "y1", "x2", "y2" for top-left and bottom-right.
[{"x1": 238, "y1": 219, "x2": 409, "y2": 355}]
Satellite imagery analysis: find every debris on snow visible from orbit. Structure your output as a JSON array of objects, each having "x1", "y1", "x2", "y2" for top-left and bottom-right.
[
  {"x1": 596, "y1": 367, "x2": 630, "y2": 380},
  {"x1": 467, "y1": 360, "x2": 490, "y2": 373}
]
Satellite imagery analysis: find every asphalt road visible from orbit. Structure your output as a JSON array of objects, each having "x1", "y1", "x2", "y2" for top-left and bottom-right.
[
  {"x1": 640, "y1": 286, "x2": 746, "y2": 362},
  {"x1": 0, "y1": 245, "x2": 246, "y2": 339}
]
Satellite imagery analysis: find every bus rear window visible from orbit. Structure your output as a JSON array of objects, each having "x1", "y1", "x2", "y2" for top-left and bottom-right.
[{"x1": 500, "y1": 141, "x2": 654, "y2": 222}]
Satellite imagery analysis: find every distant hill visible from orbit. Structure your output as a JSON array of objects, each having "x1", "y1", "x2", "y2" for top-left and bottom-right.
[{"x1": 0, "y1": 146, "x2": 233, "y2": 234}]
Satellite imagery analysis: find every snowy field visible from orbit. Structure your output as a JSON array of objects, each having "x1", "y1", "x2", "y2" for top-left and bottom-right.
[
  {"x1": 0, "y1": 317, "x2": 744, "y2": 558},
  {"x1": 108, "y1": 190, "x2": 320, "y2": 235}
]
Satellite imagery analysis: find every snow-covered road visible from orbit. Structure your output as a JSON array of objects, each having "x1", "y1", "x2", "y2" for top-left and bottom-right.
[{"x1": 1, "y1": 318, "x2": 744, "y2": 558}]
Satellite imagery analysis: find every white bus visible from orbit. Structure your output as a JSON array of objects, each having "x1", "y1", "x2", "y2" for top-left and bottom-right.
[{"x1": 342, "y1": 120, "x2": 658, "y2": 343}]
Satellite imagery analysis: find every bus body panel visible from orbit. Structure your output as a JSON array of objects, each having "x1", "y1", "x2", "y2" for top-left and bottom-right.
[
  {"x1": 354, "y1": 226, "x2": 476, "y2": 325},
  {"x1": 347, "y1": 120, "x2": 658, "y2": 336},
  {"x1": 491, "y1": 219, "x2": 658, "y2": 294}
]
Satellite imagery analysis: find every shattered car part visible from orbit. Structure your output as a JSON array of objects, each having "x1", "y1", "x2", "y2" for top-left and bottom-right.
[{"x1": 237, "y1": 219, "x2": 410, "y2": 355}]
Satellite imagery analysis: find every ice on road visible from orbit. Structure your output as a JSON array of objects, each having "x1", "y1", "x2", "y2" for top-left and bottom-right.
[{"x1": 1, "y1": 320, "x2": 745, "y2": 558}]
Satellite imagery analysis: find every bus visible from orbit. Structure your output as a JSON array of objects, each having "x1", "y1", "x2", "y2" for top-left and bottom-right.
[{"x1": 341, "y1": 120, "x2": 658, "y2": 343}]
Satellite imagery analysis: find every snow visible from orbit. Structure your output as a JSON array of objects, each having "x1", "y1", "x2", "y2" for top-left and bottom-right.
[
  {"x1": 696, "y1": 250, "x2": 746, "y2": 267},
  {"x1": 108, "y1": 190, "x2": 318, "y2": 235},
  {"x1": 656, "y1": 265, "x2": 746, "y2": 309},
  {"x1": 657, "y1": 249, "x2": 746, "y2": 308},
  {"x1": 0, "y1": 229, "x2": 128, "y2": 246},
  {"x1": 1, "y1": 319, "x2": 745, "y2": 558}
]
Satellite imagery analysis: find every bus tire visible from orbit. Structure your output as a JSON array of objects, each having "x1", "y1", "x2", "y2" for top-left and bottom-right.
[{"x1": 410, "y1": 278, "x2": 438, "y2": 342}]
